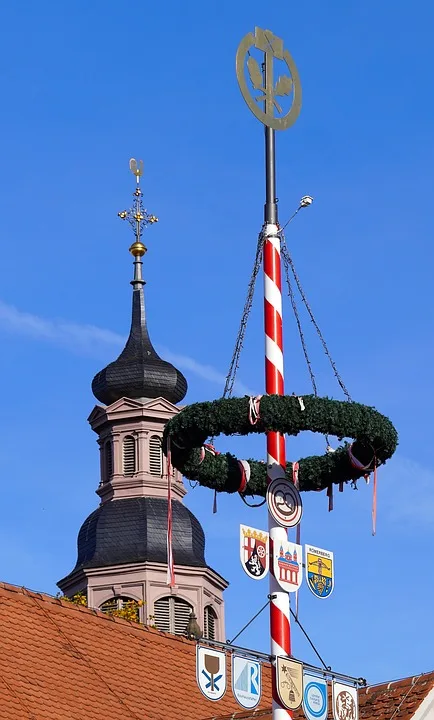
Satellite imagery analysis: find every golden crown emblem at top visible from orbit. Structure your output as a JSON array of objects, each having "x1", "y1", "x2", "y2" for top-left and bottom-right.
[{"x1": 242, "y1": 527, "x2": 267, "y2": 543}]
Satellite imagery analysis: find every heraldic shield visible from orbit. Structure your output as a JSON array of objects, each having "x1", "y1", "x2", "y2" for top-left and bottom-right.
[
  {"x1": 305, "y1": 544, "x2": 334, "y2": 599},
  {"x1": 273, "y1": 539, "x2": 303, "y2": 592},
  {"x1": 302, "y1": 672, "x2": 328, "y2": 720},
  {"x1": 240, "y1": 525, "x2": 269, "y2": 580},
  {"x1": 232, "y1": 654, "x2": 262, "y2": 709},
  {"x1": 196, "y1": 646, "x2": 227, "y2": 701},
  {"x1": 332, "y1": 681, "x2": 358, "y2": 720},
  {"x1": 276, "y1": 657, "x2": 303, "y2": 710}
]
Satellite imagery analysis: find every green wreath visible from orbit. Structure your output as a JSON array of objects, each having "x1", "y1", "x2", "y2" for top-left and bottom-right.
[{"x1": 163, "y1": 394, "x2": 398, "y2": 497}]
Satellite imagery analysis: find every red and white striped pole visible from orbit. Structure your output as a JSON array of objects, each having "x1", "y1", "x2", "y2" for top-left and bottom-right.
[
  {"x1": 262, "y1": 49, "x2": 292, "y2": 720},
  {"x1": 264, "y1": 223, "x2": 291, "y2": 720}
]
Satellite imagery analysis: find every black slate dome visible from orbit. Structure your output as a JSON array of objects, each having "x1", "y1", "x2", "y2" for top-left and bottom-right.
[
  {"x1": 92, "y1": 286, "x2": 187, "y2": 405},
  {"x1": 66, "y1": 497, "x2": 206, "y2": 573}
]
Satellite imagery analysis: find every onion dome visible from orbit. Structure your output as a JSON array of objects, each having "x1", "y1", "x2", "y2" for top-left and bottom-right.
[
  {"x1": 91, "y1": 160, "x2": 187, "y2": 406},
  {"x1": 64, "y1": 497, "x2": 206, "y2": 573}
]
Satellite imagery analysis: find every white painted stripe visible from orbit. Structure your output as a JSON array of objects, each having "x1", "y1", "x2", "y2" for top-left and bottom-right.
[
  {"x1": 264, "y1": 222, "x2": 279, "y2": 235},
  {"x1": 264, "y1": 275, "x2": 283, "y2": 315},
  {"x1": 264, "y1": 223, "x2": 281, "y2": 252},
  {"x1": 265, "y1": 336, "x2": 284, "y2": 376}
]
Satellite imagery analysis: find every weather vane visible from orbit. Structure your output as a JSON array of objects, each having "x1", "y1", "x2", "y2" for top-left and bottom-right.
[{"x1": 118, "y1": 158, "x2": 158, "y2": 258}]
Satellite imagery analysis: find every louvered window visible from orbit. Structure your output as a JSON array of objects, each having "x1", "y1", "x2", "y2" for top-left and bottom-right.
[
  {"x1": 203, "y1": 606, "x2": 217, "y2": 640},
  {"x1": 149, "y1": 435, "x2": 163, "y2": 476},
  {"x1": 105, "y1": 441, "x2": 113, "y2": 480},
  {"x1": 153, "y1": 596, "x2": 192, "y2": 635},
  {"x1": 123, "y1": 435, "x2": 136, "y2": 475},
  {"x1": 100, "y1": 596, "x2": 140, "y2": 621}
]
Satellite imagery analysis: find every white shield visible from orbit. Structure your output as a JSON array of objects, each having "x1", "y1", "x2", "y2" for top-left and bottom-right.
[
  {"x1": 240, "y1": 525, "x2": 269, "y2": 580},
  {"x1": 232, "y1": 654, "x2": 261, "y2": 709},
  {"x1": 196, "y1": 645, "x2": 226, "y2": 701},
  {"x1": 332, "y1": 681, "x2": 358, "y2": 720},
  {"x1": 303, "y1": 672, "x2": 328, "y2": 720},
  {"x1": 273, "y1": 539, "x2": 303, "y2": 592}
]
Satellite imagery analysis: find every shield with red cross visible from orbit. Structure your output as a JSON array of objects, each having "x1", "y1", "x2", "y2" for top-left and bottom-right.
[{"x1": 240, "y1": 525, "x2": 269, "y2": 580}]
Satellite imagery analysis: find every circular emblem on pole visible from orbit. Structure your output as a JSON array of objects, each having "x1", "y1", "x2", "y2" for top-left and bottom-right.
[
  {"x1": 266, "y1": 478, "x2": 303, "y2": 527},
  {"x1": 236, "y1": 27, "x2": 302, "y2": 130}
]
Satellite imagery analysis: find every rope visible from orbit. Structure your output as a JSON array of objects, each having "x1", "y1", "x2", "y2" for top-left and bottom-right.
[
  {"x1": 290, "y1": 608, "x2": 330, "y2": 671},
  {"x1": 227, "y1": 596, "x2": 272, "y2": 645}
]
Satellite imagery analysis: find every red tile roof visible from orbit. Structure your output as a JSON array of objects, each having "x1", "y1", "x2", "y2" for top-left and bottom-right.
[
  {"x1": 211, "y1": 671, "x2": 434, "y2": 720},
  {"x1": 0, "y1": 581, "x2": 431, "y2": 720},
  {"x1": 0, "y1": 581, "x2": 270, "y2": 720}
]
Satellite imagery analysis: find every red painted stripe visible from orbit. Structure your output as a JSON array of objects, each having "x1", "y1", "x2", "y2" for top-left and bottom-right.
[
  {"x1": 265, "y1": 358, "x2": 284, "y2": 395},
  {"x1": 264, "y1": 299, "x2": 283, "y2": 349},
  {"x1": 270, "y1": 602, "x2": 291, "y2": 654},
  {"x1": 264, "y1": 241, "x2": 282, "y2": 289}
]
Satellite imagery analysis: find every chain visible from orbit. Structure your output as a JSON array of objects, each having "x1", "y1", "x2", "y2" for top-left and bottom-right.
[
  {"x1": 282, "y1": 255, "x2": 318, "y2": 397},
  {"x1": 280, "y1": 232, "x2": 352, "y2": 402},
  {"x1": 222, "y1": 230, "x2": 265, "y2": 399}
]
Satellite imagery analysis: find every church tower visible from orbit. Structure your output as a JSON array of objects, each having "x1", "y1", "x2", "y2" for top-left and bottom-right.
[{"x1": 58, "y1": 161, "x2": 227, "y2": 641}]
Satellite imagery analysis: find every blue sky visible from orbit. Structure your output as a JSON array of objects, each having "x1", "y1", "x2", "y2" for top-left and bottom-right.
[{"x1": 0, "y1": 0, "x2": 433, "y2": 686}]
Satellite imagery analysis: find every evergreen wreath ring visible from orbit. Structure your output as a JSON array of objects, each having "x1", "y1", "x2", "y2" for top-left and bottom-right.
[{"x1": 163, "y1": 395, "x2": 398, "y2": 497}]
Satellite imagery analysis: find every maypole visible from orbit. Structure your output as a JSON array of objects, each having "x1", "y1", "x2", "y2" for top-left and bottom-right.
[
  {"x1": 164, "y1": 23, "x2": 398, "y2": 718},
  {"x1": 237, "y1": 27, "x2": 302, "y2": 719}
]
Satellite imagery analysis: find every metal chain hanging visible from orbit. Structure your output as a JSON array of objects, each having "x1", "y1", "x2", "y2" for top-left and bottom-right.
[
  {"x1": 280, "y1": 231, "x2": 352, "y2": 402},
  {"x1": 222, "y1": 230, "x2": 265, "y2": 399}
]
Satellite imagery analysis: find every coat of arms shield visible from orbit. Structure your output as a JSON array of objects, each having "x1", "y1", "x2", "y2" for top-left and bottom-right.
[
  {"x1": 303, "y1": 672, "x2": 328, "y2": 720},
  {"x1": 332, "y1": 681, "x2": 358, "y2": 720},
  {"x1": 232, "y1": 654, "x2": 261, "y2": 709},
  {"x1": 240, "y1": 525, "x2": 269, "y2": 580},
  {"x1": 196, "y1": 646, "x2": 226, "y2": 701},
  {"x1": 305, "y1": 544, "x2": 334, "y2": 599},
  {"x1": 276, "y1": 657, "x2": 303, "y2": 710},
  {"x1": 273, "y1": 539, "x2": 303, "y2": 592}
]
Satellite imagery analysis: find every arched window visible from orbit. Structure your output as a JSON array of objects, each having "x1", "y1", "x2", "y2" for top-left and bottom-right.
[
  {"x1": 203, "y1": 605, "x2": 217, "y2": 641},
  {"x1": 149, "y1": 435, "x2": 163, "y2": 476},
  {"x1": 105, "y1": 441, "x2": 113, "y2": 481},
  {"x1": 153, "y1": 596, "x2": 192, "y2": 635},
  {"x1": 123, "y1": 435, "x2": 136, "y2": 475},
  {"x1": 100, "y1": 596, "x2": 140, "y2": 622}
]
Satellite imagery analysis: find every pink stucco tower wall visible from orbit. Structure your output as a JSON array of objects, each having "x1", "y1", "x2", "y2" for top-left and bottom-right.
[{"x1": 58, "y1": 168, "x2": 227, "y2": 640}]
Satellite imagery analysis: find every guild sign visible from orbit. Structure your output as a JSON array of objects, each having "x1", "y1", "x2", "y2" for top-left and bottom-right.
[
  {"x1": 232, "y1": 654, "x2": 262, "y2": 709},
  {"x1": 302, "y1": 672, "x2": 328, "y2": 720},
  {"x1": 240, "y1": 525, "x2": 269, "y2": 580},
  {"x1": 276, "y1": 657, "x2": 303, "y2": 710},
  {"x1": 273, "y1": 539, "x2": 303, "y2": 593},
  {"x1": 305, "y1": 545, "x2": 334, "y2": 599},
  {"x1": 235, "y1": 26, "x2": 302, "y2": 131},
  {"x1": 267, "y1": 478, "x2": 303, "y2": 528},
  {"x1": 332, "y1": 681, "x2": 358, "y2": 720},
  {"x1": 196, "y1": 646, "x2": 226, "y2": 701}
]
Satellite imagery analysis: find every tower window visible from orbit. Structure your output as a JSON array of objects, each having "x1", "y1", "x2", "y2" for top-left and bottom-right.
[
  {"x1": 203, "y1": 605, "x2": 217, "y2": 641},
  {"x1": 153, "y1": 596, "x2": 192, "y2": 635},
  {"x1": 105, "y1": 441, "x2": 113, "y2": 480},
  {"x1": 123, "y1": 435, "x2": 136, "y2": 475},
  {"x1": 149, "y1": 435, "x2": 163, "y2": 476},
  {"x1": 100, "y1": 596, "x2": 140, "y2": 622}
]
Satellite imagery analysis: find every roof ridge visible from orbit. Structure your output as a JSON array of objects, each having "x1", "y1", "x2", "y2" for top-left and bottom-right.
[
  {"x1": 0, "y1": 581, "x2": 199, "y2": 648},
  {"x1": 363, "y1": 671, "x2": 434, "y2": 693}
]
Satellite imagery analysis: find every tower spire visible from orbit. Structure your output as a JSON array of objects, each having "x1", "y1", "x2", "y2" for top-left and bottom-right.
[
  {"x1": 91, "y1": 160, "x2": 187, "y2": 406},
  {"x1": 117, "y1": 158, "x2": 158, "y2": 288}
]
